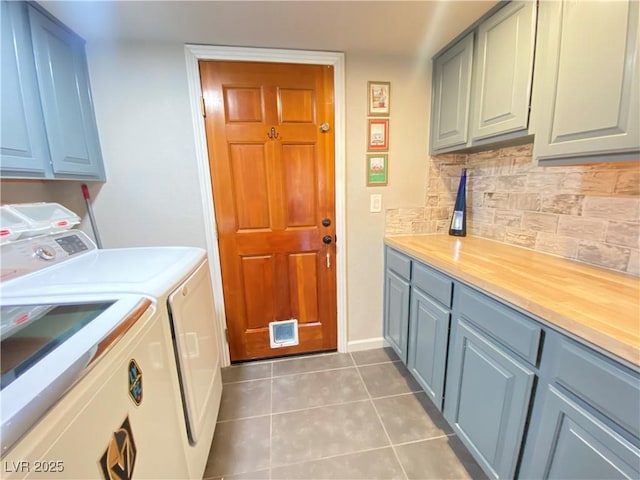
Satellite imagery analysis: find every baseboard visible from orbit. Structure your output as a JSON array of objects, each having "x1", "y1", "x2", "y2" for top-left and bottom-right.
[{"x1": 347, "y1": 337, "x2": 388, "y2": 352}]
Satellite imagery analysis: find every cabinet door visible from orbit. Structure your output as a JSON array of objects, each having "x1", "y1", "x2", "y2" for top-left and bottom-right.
[
  {"x1": 407, "y1": 288, "x2": 449, "y2": 410},
  {"x1": 444, "y1": 319, "x2": 534, "y2": 479},
  {"x1": 470, "y1": 1, "x2": 536, "y2": 141},
  {"x1": 522, "y1": 385, "x2": 640, "y2": 479},
  {"x1": 533, "y1": 0, "x2": 639, "y2": 164},
  {"x1": 0, "y1": 1, "x2": 51, "y2": 177},
  {"x1": 28, "y1": 5, "x2": 105, "y2": 180},
  {"x1": 430, "y1": 33, "x2": 474, "y2": 152},
  {"x1": 383, "y1": 269, "x2": 410, "y2": 363}
]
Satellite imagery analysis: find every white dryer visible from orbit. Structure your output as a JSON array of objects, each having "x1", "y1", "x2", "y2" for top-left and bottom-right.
[{"x1": 1, "y1": 230, "x2": 222, "y2": 480}]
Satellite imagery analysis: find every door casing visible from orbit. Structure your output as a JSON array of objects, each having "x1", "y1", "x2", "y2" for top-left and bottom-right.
[{"x1": 184, "y1": 45, "x2": 346, "y2": 367}]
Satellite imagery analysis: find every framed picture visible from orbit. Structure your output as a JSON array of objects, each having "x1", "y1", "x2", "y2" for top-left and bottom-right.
[
  {"x1": 366, "y1": 154, "x2": 388, "y2": 186},
  {"x1": 367, "y1": 81, "x2": 390, "y2": 116},
  {"x1": 367, "y1": 119, "x2": 389, "y2": 151}
]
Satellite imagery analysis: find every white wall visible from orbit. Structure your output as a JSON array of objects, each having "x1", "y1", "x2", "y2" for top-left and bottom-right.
[
  {"x1": 0, "y1": 42, "x2": 430, "y2": 349},
  {"x1": 84, "y1": 42, "x2": 209, "y2": 248},
  {"x1": 344, "y1": 54, "x2": 429, "y2": 346}
]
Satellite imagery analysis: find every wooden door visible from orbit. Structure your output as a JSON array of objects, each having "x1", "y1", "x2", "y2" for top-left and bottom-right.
[{"x1": 199, "y1": 61, "x2": 336, "y2": 362}]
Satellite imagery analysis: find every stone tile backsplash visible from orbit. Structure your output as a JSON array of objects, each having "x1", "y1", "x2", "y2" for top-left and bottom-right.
[{"x1": 385, "y1": 143, "x2": 640, "y2": 276}]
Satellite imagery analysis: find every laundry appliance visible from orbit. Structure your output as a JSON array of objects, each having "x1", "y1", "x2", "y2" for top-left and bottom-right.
[
  {"x1": 0, "y1": 227, "x2": 222, "y2": 479},
  {"x1": 1, "y1": 292, "x2": 190, "y2": 479}
]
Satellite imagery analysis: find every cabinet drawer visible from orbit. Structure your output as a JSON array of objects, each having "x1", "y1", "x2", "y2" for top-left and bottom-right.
[
  {"x1": 457, "y1": 286, "x2": 541, "y2": 366},
  {"x1": 551, "y1": 338, "x2": 640, "y2": 439},
  {"x1": 412, "y1": 262, "x2": 453, "y2": 308},
  {"x1": 385, "y1": 248, "x2": 411, "y2": 280}
]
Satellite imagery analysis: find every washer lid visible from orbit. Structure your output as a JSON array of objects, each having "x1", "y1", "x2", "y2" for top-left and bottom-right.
[
  {"x1": 0, "y1": 294, "x2": 153, "y2": 456},
  {"x1": 1, "y1": 246, "x2": 206, "y2": 298}
]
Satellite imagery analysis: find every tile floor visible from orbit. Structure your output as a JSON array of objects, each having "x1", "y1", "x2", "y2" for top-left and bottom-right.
[{"x1": 203, "y1": 348, "x2": 487, "y2": 480}]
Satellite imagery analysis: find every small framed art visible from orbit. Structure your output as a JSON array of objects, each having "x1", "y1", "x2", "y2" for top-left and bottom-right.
[
  {"x1": 367, "y1": 81, "x2": 390, "y2": 116},
  {"x1": 366, "y1": 154, "x2": 388, "y2": 186},
  {"x1": 367, "y1": 119, "x2": 389, "y2": 151}
]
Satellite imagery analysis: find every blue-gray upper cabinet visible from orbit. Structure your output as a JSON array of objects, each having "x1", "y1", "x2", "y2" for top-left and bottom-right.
[
  {"x1": 0, "y1": 1, "x2": 52, "y2": 177},
  {"x1": 469, "y1": 0, "x2": 537, "y2": 142},
  {"x1": 0, "y1": 1, "x2": 105, "y2": 180},
  {"x1": 444, "y1": 286, "x2": 538, "y2": 479},
  {"x1": 383, "y1": 249, "x2": 411, "y2": 363},
  {"x1": 27, "y1": 5, "x2": 105, "y2": 180},
  {"x1": 430, "y1": 33, "x2": 474, "y2": 152},
  {"x1": 430, "y1": 1, "x2": 537, "y2": 154},
  {"x1": 532, "y1": 0, "x2": 639, "y2": 165}
]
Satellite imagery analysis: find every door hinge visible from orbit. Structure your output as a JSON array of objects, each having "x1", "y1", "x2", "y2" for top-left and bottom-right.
[
  {"x1": 224, "y1": 328, "x2": 229, "y2": 343},
  {"x1": 200, "y1": 96, "x2": 206, "y2": 117}
]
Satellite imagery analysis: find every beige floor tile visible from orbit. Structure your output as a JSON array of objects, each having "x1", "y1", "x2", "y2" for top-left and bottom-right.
[
  {"x1": 271, "y1": 400, "x2": 389, "y2": 466},
  {"x1": 271, "y1": 447, "x2": 405, "y2": 480},
  {"x1": 351, "y1": 347, "x2": 399, "y2": 366},
  {"x1": 358, "y1": 361, "x2": 421, "y2": 398},
  {"x1": 203, "y1": 416, "x2": 270, "y2": 478},
  {"x1": 207, "y1": 349, "x2": 487, "y2": 480},
  {"x1": 217, "y1": 379, "x2": 271, "y2": 421},
  {"x1": 271, "y1": 367, "x2": 368, "y2": 413},
  {"x1": 394, "y1": 436, "x2": 489, "y2": 480},
  {"x1": 272, "y1": 352, "x2": 354, "y2": 377},
  {"x1": 222, "y1": 362, "x2": 272, "y2": 384},
  {"x1": 374, "y1": 392, "x2": 453, "y2": 444},
  {"x1": 203, "y1": 469, "x2": 269, "y2": 480}
]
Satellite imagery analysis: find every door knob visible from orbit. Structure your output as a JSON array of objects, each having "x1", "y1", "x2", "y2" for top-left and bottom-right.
[
  {"x1": 322, "y1": 235, "x2": 333, "y2": 245},
  {"x1": 322, "y1": 218, "x2": 331, "y2": 227},
  {"x1": 319, "y1": 122, "x2": 330, "y2": 133}
]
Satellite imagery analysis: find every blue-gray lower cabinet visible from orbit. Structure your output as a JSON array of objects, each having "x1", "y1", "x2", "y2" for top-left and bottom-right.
[
  {"x1": 407, "y1": 287, "x2": 449, "y2": 410},
  {"x1": 520, "y1": 385, "x2": 640, "y2": 479},
  {"x1": 383, "y1": 269, "x2": 410, "y2": 363},
  {"x1": 444, "y1": 319, "x2": 535, "y2": 479},
  {"x1": 382, "y1": 244, "x2": 639, "y2": 479}
]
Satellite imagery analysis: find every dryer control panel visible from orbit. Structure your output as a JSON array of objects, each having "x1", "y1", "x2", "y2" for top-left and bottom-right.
[{"x1": 0, "y1": 231, "x2": 96, "y2": 282}]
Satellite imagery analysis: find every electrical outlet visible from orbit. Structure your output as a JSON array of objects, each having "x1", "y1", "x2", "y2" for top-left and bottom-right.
[{"x1": 370, "y1": 194, "x2": 382, "y2": 213}]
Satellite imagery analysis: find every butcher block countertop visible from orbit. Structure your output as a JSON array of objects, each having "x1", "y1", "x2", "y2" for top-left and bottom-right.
[{"x1": 385, "y1": 235, "x2": 640, "y2": 368}]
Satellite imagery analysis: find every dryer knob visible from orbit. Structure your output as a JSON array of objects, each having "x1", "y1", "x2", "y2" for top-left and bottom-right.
[{"x1": 34, "y1": 246, "x2": 56, "y2": 261}]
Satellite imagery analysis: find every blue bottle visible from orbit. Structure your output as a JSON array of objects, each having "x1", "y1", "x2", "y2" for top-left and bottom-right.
[{"x1": 449, "y1": 168, "x2": 467, "y2": 237}]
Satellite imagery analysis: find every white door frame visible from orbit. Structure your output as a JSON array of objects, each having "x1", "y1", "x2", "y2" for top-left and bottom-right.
[{"x1": 184, "y1": 45, "x2": 347, "y2": 367}]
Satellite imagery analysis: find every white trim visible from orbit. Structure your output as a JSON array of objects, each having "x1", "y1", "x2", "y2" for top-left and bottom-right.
[
  {"x1": 184, "y1": 45, "x2": 347, "y2": 368},
  {"x1": 347, "y1": 338, "x2": 388, "y2": 352}
]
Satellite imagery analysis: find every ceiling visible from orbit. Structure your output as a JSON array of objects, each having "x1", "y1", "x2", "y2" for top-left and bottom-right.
[{"x1": 38, "y1": 1, "x2": 499, "y2": 58}]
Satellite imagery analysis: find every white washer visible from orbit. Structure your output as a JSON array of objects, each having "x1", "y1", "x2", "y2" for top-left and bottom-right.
[
  {"x1": 1, "y1": 292, "x2": 190, "y2": 479},
  {"x1": 1, "y1": 231, "x2": 223, "y2": 480}
]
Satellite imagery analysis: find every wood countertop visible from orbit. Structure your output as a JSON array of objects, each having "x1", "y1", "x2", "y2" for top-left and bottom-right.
[{"x1": 385, "y1": 235, "x2": 640, "y2": 368}]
